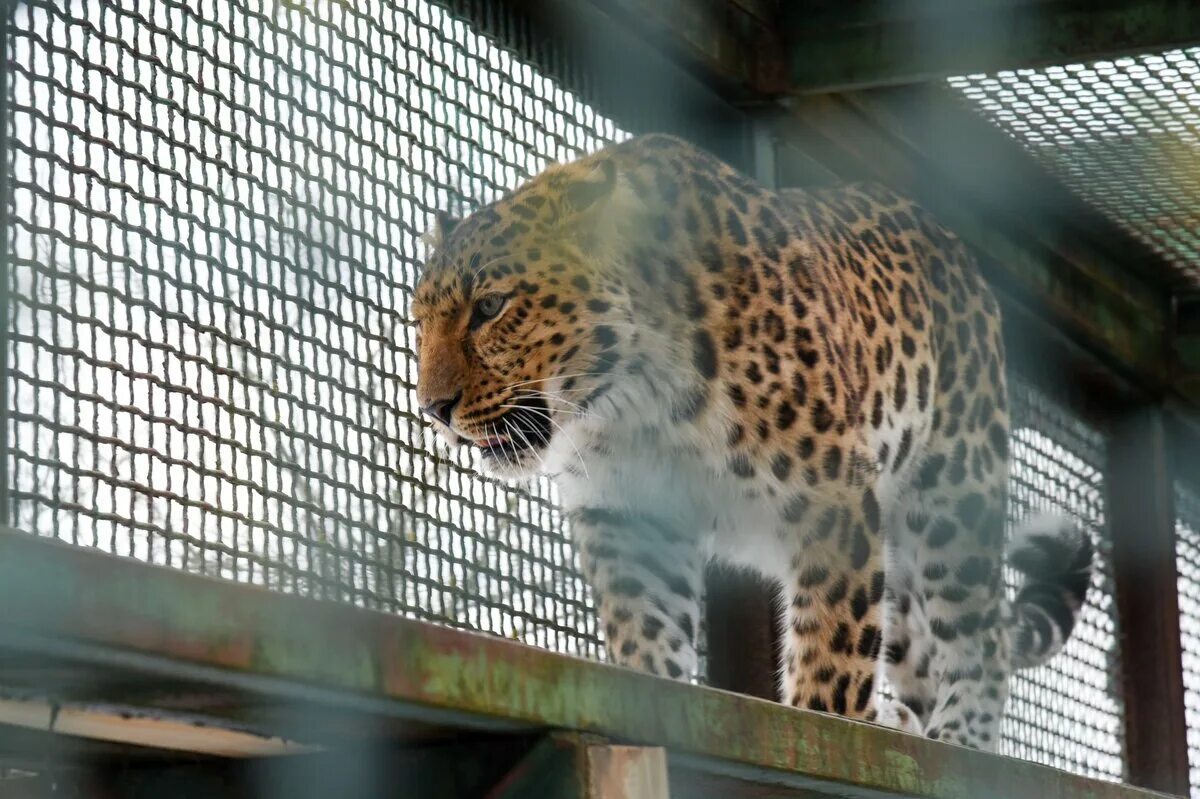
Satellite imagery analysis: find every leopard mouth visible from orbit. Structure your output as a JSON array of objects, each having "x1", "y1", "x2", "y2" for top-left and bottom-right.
[{"x1": 473, "y1": 396, "x2": 553, "y2": 464}]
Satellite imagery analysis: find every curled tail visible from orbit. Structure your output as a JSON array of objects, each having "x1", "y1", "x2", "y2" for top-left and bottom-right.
[{"x1": 1005, "y1": 514, "x2": 1094, "y2": 670}]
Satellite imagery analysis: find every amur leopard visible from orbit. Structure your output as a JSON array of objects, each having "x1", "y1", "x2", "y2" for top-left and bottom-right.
[{"x1": 411, "y1": 134, "x2": 1093, "y2": 749}]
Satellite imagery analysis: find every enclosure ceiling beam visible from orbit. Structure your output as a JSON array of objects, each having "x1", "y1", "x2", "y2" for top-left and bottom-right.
[
  {"x1": 520, "y1": 0, "x2": 789, "y2": 98},
  {"x1": 780, "y1": 0, "x2": 1200, "y2": 94},
  {"x1": 544, "y1": 1, "x2": 1200, "y2": 97},
  {"x1": 0, "y1": 530, "x2": 1173, "y2": 799}
]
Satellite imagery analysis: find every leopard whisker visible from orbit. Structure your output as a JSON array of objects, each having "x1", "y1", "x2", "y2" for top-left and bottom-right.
[
  {"x1": 499, "y1": 403, "x2": 592, "y2": 480},
  {"x1": 497, "y1": 403, "x2": 589, "y2": 420}
]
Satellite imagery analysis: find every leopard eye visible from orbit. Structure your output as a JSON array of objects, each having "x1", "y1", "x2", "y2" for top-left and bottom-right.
[{"x1": 471, "y1": 293, "x2": 507, "y2": 325}]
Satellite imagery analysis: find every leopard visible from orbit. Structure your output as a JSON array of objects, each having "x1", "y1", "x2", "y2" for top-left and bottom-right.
[{"x1": 410, "y1": 133, "x2": 1093, "y2": 749}]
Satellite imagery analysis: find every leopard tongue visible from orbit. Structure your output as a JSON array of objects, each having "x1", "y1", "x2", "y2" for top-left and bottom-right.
[{"x1": 477, "y1": 435, "x2": 509, "y2": 449}]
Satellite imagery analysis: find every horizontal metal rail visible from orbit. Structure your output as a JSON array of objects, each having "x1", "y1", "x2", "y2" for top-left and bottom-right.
[{"x1": 0, "y1": 528, "x2": 1171, "y2": 799}]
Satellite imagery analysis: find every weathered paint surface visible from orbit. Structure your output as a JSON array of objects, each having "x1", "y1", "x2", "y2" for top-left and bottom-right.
[{"x1": 0, "y1": 530, "x2": 1171, "y2": 799}]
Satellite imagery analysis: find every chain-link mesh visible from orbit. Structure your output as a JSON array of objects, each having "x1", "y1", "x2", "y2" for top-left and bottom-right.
[
  {"x1": 1000, "y1": 374, "x2": 1123, "y2": 780},
  {"x1": 1176, "y1": 481, "x2": 1200, "y2": 798},
  {"x1": 948, "y1": 49, "x2": 1200, "y2": 289},
  {"x1": 4, "y1": 0, "x2": 633, "y2": 658}
]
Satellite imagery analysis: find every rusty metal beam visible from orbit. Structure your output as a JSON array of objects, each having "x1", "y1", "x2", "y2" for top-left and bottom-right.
[
  {"x1": 782, "y1": 0, "x2": 1200, "y2": 93},
  {"x1": 0, "y1": 530, "x2": 1174, "y2": 799}
]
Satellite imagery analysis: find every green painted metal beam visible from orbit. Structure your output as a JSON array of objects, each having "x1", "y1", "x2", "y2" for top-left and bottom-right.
[
  {"x1": 0, "y1": 530, "x2": 1173, "y2": 799},
  {"x1": 782, "y1": 0, "x2": 1200, "y2": 93}
]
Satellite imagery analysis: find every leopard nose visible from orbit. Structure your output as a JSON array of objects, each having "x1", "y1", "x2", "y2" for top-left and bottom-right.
[{"x1": 421, "y1": 392, "x2": 462, "y2": 427}]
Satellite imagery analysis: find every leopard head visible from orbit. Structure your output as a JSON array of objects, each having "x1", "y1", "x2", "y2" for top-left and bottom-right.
[{"x1": 411, "y1": 155, "x2": 640, "y2": 478}]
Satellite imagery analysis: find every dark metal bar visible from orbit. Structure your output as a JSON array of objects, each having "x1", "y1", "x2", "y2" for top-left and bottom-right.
[
  {"x1": 68, "y1": 737, "x2": 539, "y2": 799},
  {"x1": 0, "y1": 0, "x2": 12, "y2": 527},
  {"x1": 1175, "y1": 294, "x2": 1200, "y2": 403},
  {"x1": 1107, "y1": 406, "x2": 1190, "y2": 795},
  {"x1": 781, "y1": 0, "x2": 1200, "y2": 93}
]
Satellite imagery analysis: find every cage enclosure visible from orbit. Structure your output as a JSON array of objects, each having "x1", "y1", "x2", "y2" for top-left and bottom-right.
[{"x1": 1, "y1": 1, "x2": 1198, "y2": 797}]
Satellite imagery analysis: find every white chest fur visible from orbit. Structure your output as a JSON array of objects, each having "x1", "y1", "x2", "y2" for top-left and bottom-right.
[{"x1": 549, "y1": 424, "x2": 800, "y2": 583}]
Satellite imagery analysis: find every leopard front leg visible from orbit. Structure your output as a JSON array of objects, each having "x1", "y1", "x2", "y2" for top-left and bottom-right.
[
  {"x1": 780, "y1": 490, "x2": 905, "y2": 726},
  {"x1": 572, "y1": 508, "x2": 703, "y2": 679}
]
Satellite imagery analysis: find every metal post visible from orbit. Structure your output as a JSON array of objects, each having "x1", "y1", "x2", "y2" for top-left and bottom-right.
[
  {"x1": 1108, "y1": 405, "x2": 1190, "y2": 795},
  {"x1": 0, "y1": 0, "x2": 12, "y2": 527}
]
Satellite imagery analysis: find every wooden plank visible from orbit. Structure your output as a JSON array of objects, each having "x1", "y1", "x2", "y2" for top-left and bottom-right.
[
  {"x1": 1107, "y1": 407, "x2": 1190, "y2": 795},
  {"x1": 780, "y1": 0, "x2": 1200, "y2": 93},
  {"x1": 0, "y1": 695, "x2": 308, "y2": 758},
  {"x1": 0, "y1": 529, "x2": 1175, "y2": 799},
  {"x1": 585, "y1": 745, "x2": 670, "y2": 799}
]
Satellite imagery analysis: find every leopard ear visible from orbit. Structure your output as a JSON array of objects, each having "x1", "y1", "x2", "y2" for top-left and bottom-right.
[
  {"x1": 421, "y1": 211, "x2": 461, "y2": 250},
  {"x1": 562, "y1": 159, "x2": 617, "y2": 216}
]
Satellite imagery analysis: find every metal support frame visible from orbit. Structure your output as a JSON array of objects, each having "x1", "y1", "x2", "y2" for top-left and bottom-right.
[
  {"x1": 1108, "y1": 406, "x2": 1190, "y2": 795},
  {"x1": 0, "y1": 0, "x2": 12, "y2": 527},
  {"x1": 0, "y1": 528, "x2": 1173, "y2": 799},
  {"x1": 1175, "y1": 294, "x2": 1200, "y2": 402},
  {"x1": 781, "y1": 0, "x2": 1200, "y2": 93},
  {"x1": 496, "y1": 1, "x2": 1200, "y2": 99},
  {"x1": 29, "y1": 734, "x2": 664, "y2": 799}
]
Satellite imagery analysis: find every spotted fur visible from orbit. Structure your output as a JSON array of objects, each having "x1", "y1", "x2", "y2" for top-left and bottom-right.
[{"x1": 412, "y1": 134, "x2": 1093, "y2": 749}]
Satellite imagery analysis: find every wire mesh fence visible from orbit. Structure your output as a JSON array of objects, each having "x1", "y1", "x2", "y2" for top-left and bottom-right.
[
  {"x1": 1001, "y1": 375, "x2": 1124, "y2": 781},
  {"x1": 948, "y1": 49, "x2": 1200, "y2": 289},
  {"x1": 1176, "y1": 481, "x2": 1200, "y2": 798},
  {"x1": 4, "y1": 0, "x2": 629, "y2": 658}
]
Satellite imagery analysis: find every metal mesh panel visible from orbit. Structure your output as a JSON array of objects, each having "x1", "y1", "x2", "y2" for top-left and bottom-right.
[
  {"x1": 948, "y1": 50, "x2": 1200, "y2": 288},
  {"x1": 4, "y1": 0, "x2": 629, "y2": 657},
  {"x1": 1176, "y1": 481, "x2": 1200, "y2": 798},
  {"x1": 1001, "y1": 374, "x2": 1123, "y2": 780}
]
